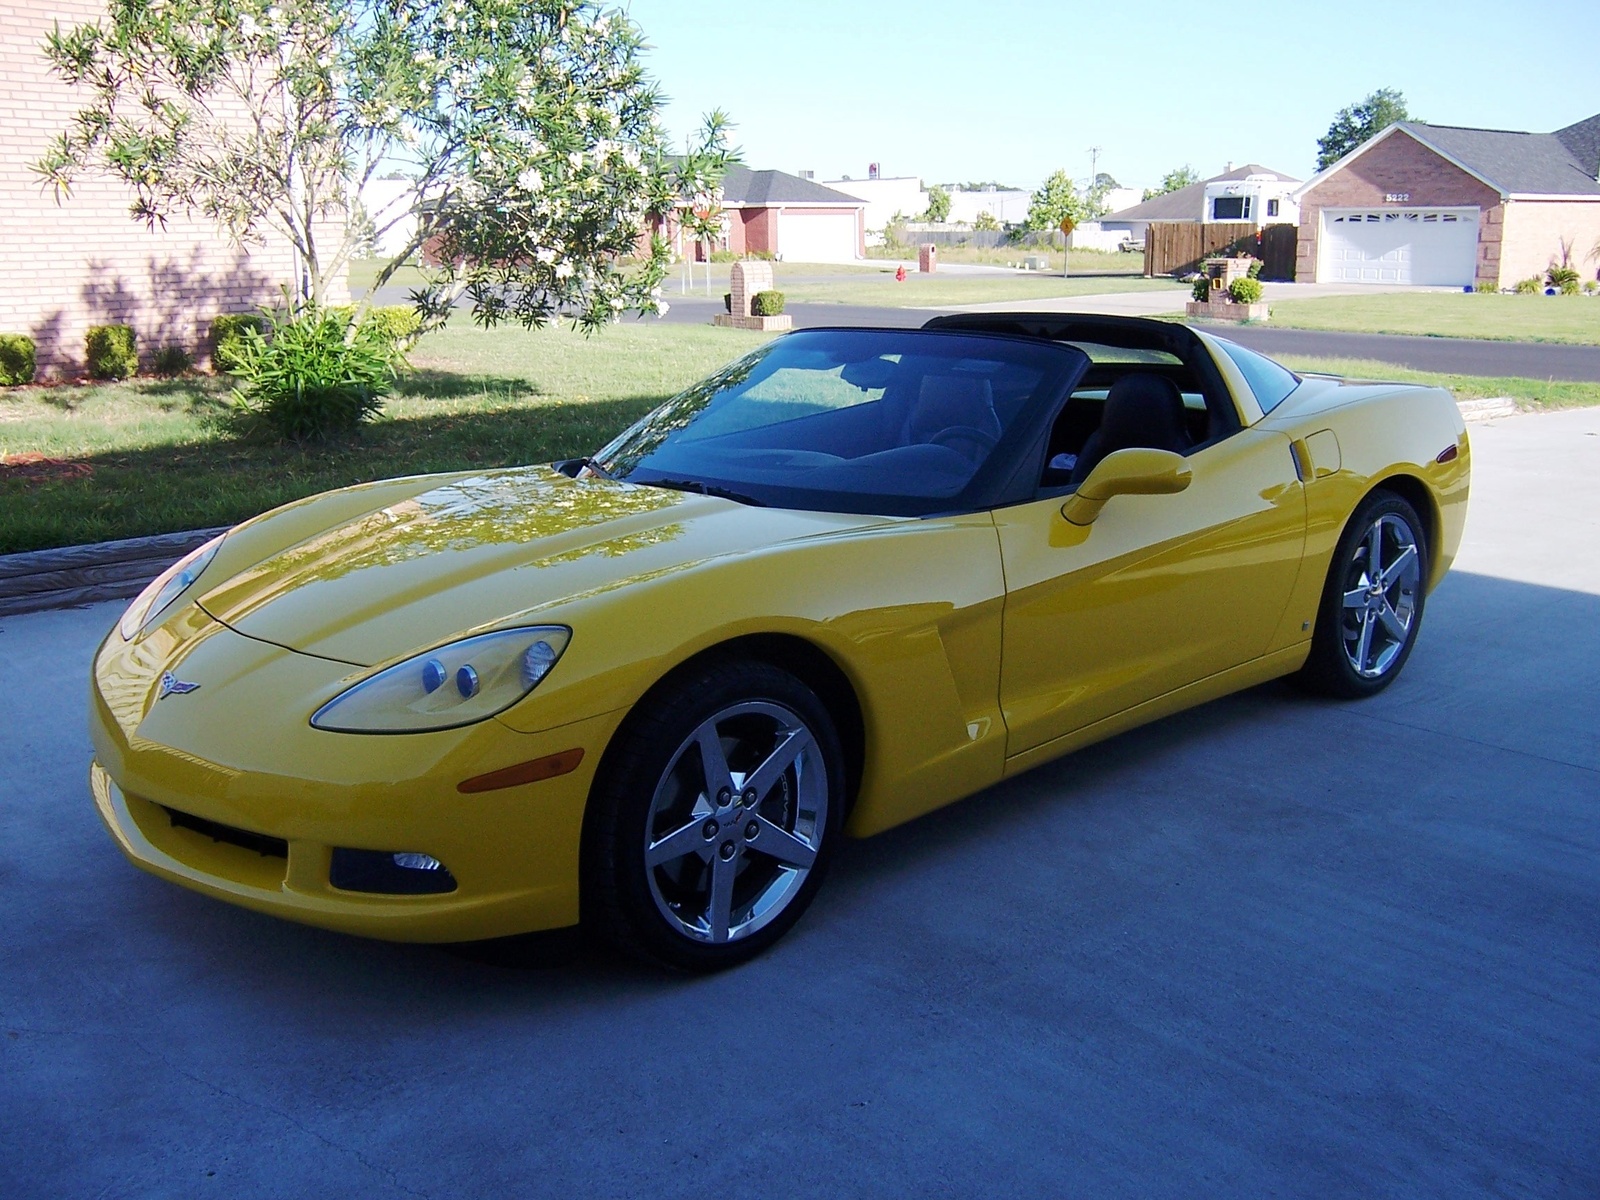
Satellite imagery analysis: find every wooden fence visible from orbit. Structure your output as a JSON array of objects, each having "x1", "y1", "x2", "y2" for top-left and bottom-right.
[{"x1": 1144, "y1": 221, "x2": 1298, "y2": 280}]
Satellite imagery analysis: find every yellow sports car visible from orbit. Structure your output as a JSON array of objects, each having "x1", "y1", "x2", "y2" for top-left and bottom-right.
[{"x1": 89, "y1": 314, "x2": 1470, "y2": 970}]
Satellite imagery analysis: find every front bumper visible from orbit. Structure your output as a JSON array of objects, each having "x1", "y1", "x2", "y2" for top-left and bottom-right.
[{"x1": 89, "y1": 608, "x2": 624, "y2": 943}]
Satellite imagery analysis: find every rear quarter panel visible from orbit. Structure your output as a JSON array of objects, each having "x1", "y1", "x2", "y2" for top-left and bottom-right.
[{"x1": 1258, "y1": 379, "x2": 1470, "y2": 640}]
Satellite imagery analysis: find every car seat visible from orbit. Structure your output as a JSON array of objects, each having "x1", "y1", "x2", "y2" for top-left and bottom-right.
[
  {"x1": 902, "y1": 375, "x2": 1002, "y2": 461},
  {"x1": 1069, "y1": 373, "x2": 1191, "y2": 486}
]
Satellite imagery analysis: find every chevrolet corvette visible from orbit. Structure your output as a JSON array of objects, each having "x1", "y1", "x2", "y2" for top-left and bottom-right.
[{"x1": 89, "y1": 313, "x2": 1470, "y2": 970}]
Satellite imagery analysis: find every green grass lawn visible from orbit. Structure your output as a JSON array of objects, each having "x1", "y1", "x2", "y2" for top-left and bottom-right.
[
  {"x1": 346, "y1": 257, "x2": 885, "y2": 298},
  {"x1": 1275, "y1": 356, "x2": 1600, "y2": 410},
  {"x1": 0, "y1": 320, "x2": 767, "y2": 554},
  {"x1": 1268, "y1": 292, "x2": 1600, "y2": 345},
  {"x1": 782, "y1": 272, "x2": 1184, "y2": 308},
  {"x1": 866, "y1": 246, "x2": 1146, "y2": 273},
  {"x1": 4, "y1": 322, "x2": 1598, "y2": 554}
]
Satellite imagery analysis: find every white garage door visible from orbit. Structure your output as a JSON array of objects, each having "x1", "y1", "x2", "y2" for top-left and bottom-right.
[
  {"x1": 777, "y1": 211, "x2": 860, "y2": 263},
  {"x1": 1319, "y1": 208, "x2": 1480, "y2": 285}
]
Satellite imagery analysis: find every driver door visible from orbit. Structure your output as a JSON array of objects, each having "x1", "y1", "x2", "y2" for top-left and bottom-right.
[{"x1": 994, "y1": 427, "x2": 1306, "y2": 759}]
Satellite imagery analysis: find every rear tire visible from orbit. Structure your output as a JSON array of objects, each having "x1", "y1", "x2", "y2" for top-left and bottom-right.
[
  {"x1": 1297, "y1": 491, "x2": 1429, "y2": 699},
  {"x1": 582, "y1": 657, "x2": 844, "y2": 972}
]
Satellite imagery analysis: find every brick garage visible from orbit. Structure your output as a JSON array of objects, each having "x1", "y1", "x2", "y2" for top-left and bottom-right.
[
  {"x1": 650, "y1": 166, "x2": 866, "y2": 264},
  {"x1": 1295, "y1": 115, "x2": 1600, "y2": 290},
  {"x1": 0, "y1": 0, "x2": 344, "y2": 379}
]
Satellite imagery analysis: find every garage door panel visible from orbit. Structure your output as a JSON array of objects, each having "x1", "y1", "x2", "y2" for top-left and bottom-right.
[
  {"x1": 1320, "y1": 208, "x2": 1478, "y2": 286},
  {"x1": 778, "y1": 212, "x2": 860, "y2": 264}
]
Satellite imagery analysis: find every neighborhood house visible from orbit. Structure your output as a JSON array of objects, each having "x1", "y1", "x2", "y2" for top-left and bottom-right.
[
  {"x1": 1081, "y1": 165, "x2": 1302, "y2": 250},
  {"x1": 1293, "y1": 114, "x2": 1600, "y2": 289},
  {"x1": 657, "y1": 166, "x2": 866, "y2": 263}
]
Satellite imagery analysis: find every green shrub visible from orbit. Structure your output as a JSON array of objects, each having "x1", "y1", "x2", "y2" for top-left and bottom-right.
[
  {"x1": 152, "y1": 344, "x2": 193, "y2": 376},
  {"x1": 1245, "y1": 258, "x2": 1263, "y2": 280},
  {"x1": 211, "y1": 313, "x2": 267, "y2": 372},
  {"x1": 1513, "y1": 276, "x2": 1542, "y2": 294},
  {"x1": 751, "y1": 289, "x2": 785, "y2": 316},
  {"x1": 1585, "y1": 281, "x2": 1598, "y2": 295},
  {"x1": 1191, "y1": 275, "x2": 1213, "y2": 302},
  {"x1": 1228, "y1": 276, "x2": 1263, "y2": 304},
  {"x1": 85, "y1": 324, "x2": 138, "y2": 380},
  {"x1": 228, "y1": 306, "x2": 400, "y2": 440},
  {"x1": 1547, "y1": 265, "x2": 1581, "y2": 295},
  {"x1": 1473, "y1": 281, "x2": 1499, "y2": 294},
  {"x1": 361, "y1": 305, "x2": 423, "y2": 349},
  {"x1": 0, "y1": 334, "x2": 36, "y2": 386}
]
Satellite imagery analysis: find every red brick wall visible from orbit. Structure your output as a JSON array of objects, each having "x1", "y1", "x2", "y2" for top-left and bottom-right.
[
  {"x1": 734, "y1": 209, "x2": 773, "y2": 256},
  {"x1": 1296, "y1": 129, "x2": 1504, "y2": 285},
  {"x1": 0, "y1": 1, "x2": 344, "y2": 378}
]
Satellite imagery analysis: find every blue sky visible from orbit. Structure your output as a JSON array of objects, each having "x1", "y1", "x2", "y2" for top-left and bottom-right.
[{"x1": 627, "y1": 0, "x2": 1600, "y2": 190}]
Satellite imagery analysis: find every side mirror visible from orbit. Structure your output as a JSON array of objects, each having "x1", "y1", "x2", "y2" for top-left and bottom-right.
[{"x1": 1060, "y1": 448, "x2": 1192, "y2": 526}]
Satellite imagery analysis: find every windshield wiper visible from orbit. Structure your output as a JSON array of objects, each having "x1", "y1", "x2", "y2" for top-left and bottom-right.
[
  {"x1": 642, "y1": 477, "x2": 767, "y2": 507},
  {"x1": 553, "y1": 456, "x2": 614, "y2": 480}
]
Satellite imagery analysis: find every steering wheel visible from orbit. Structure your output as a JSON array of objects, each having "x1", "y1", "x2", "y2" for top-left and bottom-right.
[{"x1": 927, "y1": 425, "x2": 999, "y2": 456}]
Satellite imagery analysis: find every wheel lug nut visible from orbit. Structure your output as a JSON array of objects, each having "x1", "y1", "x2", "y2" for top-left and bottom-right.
[
  {"x1": 745, "y1": 820, "x2": 759, "y2": 840},
  {"x1": 719, "y1": 841, "x2": 737, "y2": 860},
  {"x1": 742, "y1": 788, "x2": 757, "y2": 806},
  {"x1": 702, "y1": 819, "x2": 719, "y2": 840},
  {"x1": 717, "y1": 787, "x2": 731, "y2": 806}
]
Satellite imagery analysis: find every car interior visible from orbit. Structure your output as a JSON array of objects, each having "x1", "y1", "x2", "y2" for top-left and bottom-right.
[{"x1": 922, "y1": 314, "x2": 1243, "y2": 495}]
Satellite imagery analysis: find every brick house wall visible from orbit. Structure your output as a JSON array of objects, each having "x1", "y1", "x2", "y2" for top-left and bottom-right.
[
  {"x1": 1498, "y1": 200, "x2": 1600, "y2": 288},
  {"x1": 740, "y1": 209, "x2": 780, "y2": 256},
  {"x1": 0, "y1": 0, "x2": 345, "y2": 378},
  {"x1": 1296, "y1": 129, "x2": 1504, "y2": 286}
]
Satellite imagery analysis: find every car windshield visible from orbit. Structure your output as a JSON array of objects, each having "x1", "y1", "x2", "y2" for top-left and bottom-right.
[{"x1": 594, "y1": 329, "x2": 1085, "y2": 516}]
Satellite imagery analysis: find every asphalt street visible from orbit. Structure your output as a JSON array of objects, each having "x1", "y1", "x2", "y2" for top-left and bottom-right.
[{"x1": 3, "y1": 409, "x2": 1599, "y2": 1197}]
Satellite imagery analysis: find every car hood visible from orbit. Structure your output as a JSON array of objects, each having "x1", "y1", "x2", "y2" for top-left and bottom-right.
[{"x1": 198, "y1": 467, "x2": 887, "y2": 666}]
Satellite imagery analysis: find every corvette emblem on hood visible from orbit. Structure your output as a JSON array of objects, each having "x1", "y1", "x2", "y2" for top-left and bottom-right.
[{"x1": 157, "y1": 672, "x2": 201, "y2": 700}]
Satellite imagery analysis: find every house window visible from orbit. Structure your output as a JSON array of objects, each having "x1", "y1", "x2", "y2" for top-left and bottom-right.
[
  {"x1": 1266, "y1": 198, "x2": 1279, "y2": 217},
  {"x1": 1212, "y1": 196, "x2": 1251, "y2": 220}
]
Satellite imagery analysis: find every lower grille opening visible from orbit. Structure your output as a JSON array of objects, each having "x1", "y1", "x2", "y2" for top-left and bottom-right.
[
  {"x1": 162, "y1": 807, "x2": 288, "y2": 859},
  {"x1": 330, "y1": 848, "x2": 458, "y2": 896}
]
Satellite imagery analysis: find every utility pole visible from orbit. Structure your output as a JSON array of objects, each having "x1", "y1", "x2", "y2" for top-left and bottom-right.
[{"x1": 1087, "y1": 145, "x2": 1102, "y2": 191}]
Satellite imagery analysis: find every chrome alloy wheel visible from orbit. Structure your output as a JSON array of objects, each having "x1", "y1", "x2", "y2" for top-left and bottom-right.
[
  {"x1": 1340, "y1": 512, "x2": 1422, "y2": 679},
  {"x1": 643, "y1": 700, "x2": 828, "y2": 944}
]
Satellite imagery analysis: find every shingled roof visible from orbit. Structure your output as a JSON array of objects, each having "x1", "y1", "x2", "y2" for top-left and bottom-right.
[
  {"x1": 1100, "y1": 164, "x2": 1301, "y2": 223},
  {"x1": 718, "y1": 166, "x2": 864, "y2": 206},
  {"x1": 1320, "y1": 116, "x2": 1600, "y2": 197}
]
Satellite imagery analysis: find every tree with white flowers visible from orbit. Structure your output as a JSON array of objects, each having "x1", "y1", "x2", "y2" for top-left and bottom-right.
[{"x1": 36, "y1": 0, "x2": 734, "y2": 332}]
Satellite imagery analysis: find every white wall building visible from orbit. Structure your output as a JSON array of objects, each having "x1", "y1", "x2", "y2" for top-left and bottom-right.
[
  {"x1": 946, "y1": 186, "x2": 1031, "y2": 226},
  {"x1": 822, "y1": 174, "x2": 926, "y2": 234}
]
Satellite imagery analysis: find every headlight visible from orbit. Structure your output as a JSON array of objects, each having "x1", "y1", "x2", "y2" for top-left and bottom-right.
[
  {"x1": 119, "y1": 535, "x2": 225, "y2": 640},
  {"x1": 309, "y1": 627, "x2": 571, "y2": 734}
]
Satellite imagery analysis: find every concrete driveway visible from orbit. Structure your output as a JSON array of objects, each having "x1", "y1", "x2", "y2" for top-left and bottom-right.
[{"x1": 2, "y1": 410, "x2": 1598, "y2": 1198}]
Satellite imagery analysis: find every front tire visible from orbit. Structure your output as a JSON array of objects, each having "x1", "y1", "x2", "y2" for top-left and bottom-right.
[
  {"x1": 1298, "y1": 491, "x2": 1428, "y2": 699},
  {"x1": 583, "y1": 658, "x2": 844, "y2": 972}
]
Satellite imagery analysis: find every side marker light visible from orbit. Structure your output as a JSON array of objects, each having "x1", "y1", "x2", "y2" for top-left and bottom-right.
[{"x1": 457, "y1": 749, "x2": 586, "y2": 794}]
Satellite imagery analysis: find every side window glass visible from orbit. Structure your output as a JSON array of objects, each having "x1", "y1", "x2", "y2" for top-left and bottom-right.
[{"x1": 1217, "y1": 340, "x2": 1300, "y2": 413}]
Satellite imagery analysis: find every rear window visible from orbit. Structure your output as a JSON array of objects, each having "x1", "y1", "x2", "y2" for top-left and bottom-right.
[{"x1": 1215, "y1": 339, "x2": 1300, "y2": 413}]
